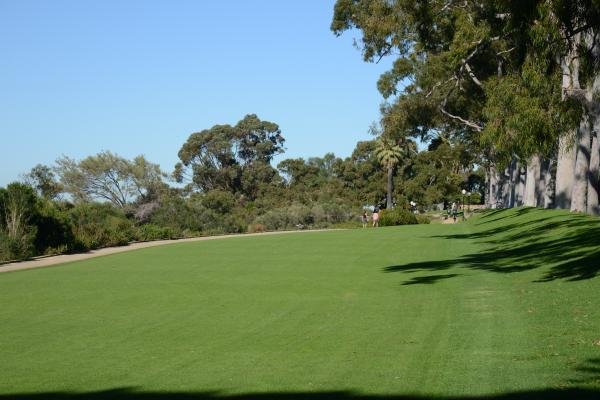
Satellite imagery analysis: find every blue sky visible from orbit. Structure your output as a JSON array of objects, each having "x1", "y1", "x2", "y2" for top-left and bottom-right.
[{"x1": 0, "y1": 0, "x2": 393, "y2": 186}]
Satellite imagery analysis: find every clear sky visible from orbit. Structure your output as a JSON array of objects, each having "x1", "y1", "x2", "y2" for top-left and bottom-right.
[{"x1": 0, "y1": 0, "x2": 393, "y2": 186}]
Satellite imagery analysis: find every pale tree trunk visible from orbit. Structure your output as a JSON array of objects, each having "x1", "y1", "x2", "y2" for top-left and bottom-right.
[
  {"x1": 486, "y1": 165, "x2": 499, "y2": 208},
  {"x1": 511, "y1": 161, "x2": 525, "y2": 207},
  {"x1": 588, "y1": 131, "x2": 599, "y2": 215},
  {"x1": 503, "y1": 158, "x2": 518, "y2": 208},
  {"x1": 555, "y1": 38, "x2": 579, "y2": 210},
  {"x1": 386, "y1": 165, "x2": 393, "y2": 209},
  {"x1": 586, "y1": 71, "x2": 600, "y2": 215},
  {"x1": 524, "y1": 154, "x2": 541, "y2": 207},
  {"x1": 541, "y1": 158, "x2": 555, "y2": 208},
  {"x1": 571, "y1": 117, "x2": 592, "y2": 212},
  {"x1": 555, "y1": 135, "x2": 577, "y2": 209}
]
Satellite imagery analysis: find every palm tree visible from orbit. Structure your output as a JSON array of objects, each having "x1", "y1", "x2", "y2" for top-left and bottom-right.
[{"x1": 375, "y1": 137, "x2": 403, "y2": 209}]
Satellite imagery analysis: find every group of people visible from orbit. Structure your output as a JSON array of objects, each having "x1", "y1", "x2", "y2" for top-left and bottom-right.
[{"x1": 361, "y1": 208, "x2": 379, "y2": 228}]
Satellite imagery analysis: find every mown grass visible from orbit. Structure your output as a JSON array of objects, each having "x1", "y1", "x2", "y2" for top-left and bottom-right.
[{"x1": 0, "y1": 208, "x2": 598, "y2": 400}]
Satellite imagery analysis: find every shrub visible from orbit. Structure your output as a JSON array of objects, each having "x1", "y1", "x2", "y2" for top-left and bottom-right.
[
  {"x1": 68, "y1": 203, "x2": 135, "y2": 250},
  {"x1": 378, "y1": 208, "x2": 418, "y2": 226},
  {"x1": 0, "y1": 230, "x2": 36, "y2": 262},
  {"x1": 135, "y1": 224, "x2": 176, "y2": 241},
  {"x1": 33, "y1": 200, "x2": 76, "y2": 255},
  {"x1": 416, "y1": 214, "x2": 431, "y2": 224},
  {"x1": 247, "y1": 223, "x2": 266, "y2": 233}
]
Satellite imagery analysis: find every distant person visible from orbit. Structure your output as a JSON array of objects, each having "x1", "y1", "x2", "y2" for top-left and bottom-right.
[
  {"x1": 362, "y1": 211, "x2": 369, "y2": 228},
  {"x1": 372, "y1": 208, "x2": 380, "y2": 228},
  {"x1": 451, "y1": 202, "x2": 458, "y2": 223}
]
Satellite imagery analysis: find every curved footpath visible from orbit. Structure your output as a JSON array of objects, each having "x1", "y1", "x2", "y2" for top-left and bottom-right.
[{"x1": 0, "y1": 229, "x2": 336, "y2": 274}]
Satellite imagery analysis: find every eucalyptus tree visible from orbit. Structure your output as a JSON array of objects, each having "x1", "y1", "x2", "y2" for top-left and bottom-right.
[
  {"x1": 23, "y1": 164, "x2": 63, "y2": 200},
  {"x1": 55, "y1": 151, "x2": 164, "y2": 207},
  {"x1": 331, "y1": 0, "x2": 600, "y2": 213},
  {"x1": 175, "y1": 114, "x2": 285, "y2": 199}
]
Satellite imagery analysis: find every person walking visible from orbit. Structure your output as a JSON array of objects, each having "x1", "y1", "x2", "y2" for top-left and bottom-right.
[
  {"x1": 451, "y1": 201, "x2": 458, "y2": 223},
  {"x1": 361, "y1": 211, "x2": 369, "y2": 228},
  {"x1": 372, "y1": 207, "x2": 380, "y2": 227}
]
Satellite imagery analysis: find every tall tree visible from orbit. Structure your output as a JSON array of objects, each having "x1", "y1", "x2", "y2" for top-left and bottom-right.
[
  {"x1": 175, "y1": 114, "x2": 285, "y2": 198},
  {"x1": 23, "y1": 164, "x2": 63, "y2": 200},
  {"x1": 55, "y1": 151, "x2": 164, "y2": 207},
  {"x1": 375, "y1": 136, "x2": 403, "y2": 209},
  {"x1": 332, "y1": 0, "x2": 599, "y2": 213}
]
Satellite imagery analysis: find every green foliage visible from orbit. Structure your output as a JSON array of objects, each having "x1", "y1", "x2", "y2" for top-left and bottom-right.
[
  {"x1": 33, "y1": 200, "x2": 76, "y2": 255},
  {"x1": 378, "y1": 208, "x2": 418, "y2": 226},
  {"x1": 55, "y1": 151, "x2": 164, "y2": 207},
  {"x1": 23, "y1": 164, "x2": 63, "y2": 200},
  {"x1": 415, "y1": 214, "x2": 431, "y2": 225},
  {"x1": 201, "y1": 190, "x2": 236, "y2": 214},
  {"x1": 0, "y1": 183, "x2": 38, "y2": 261},
  {"x1": 176, "y1": 114, "x2": 284, "y2": 196},
  {"x1": 255, "y1": 202, "x2": 353, "y2": 231},
  {"x1": 68, "y1": 203, "x2": 134, "y2": 250},
  {"x1": 135, "y1": 224, "x2": 176, "y2": 241}
]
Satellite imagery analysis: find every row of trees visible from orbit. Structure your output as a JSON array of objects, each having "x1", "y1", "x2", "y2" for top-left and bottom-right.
[
  {"x1": 1, "y1": 113, "x2": 477, "y2": 262},
  {"x1": 331, "y1": 0, "x2": 600, "y2": 215}
]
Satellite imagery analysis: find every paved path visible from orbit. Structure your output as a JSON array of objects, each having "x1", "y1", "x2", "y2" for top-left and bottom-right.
[{"x1": 0, "y1": 229, "x2": 335, "y2": 274}]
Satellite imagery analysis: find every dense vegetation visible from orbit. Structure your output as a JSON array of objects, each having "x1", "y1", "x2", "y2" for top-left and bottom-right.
[
  {"x1": 0, "y1": 113, "x2": 475, "y2": 263},
  {"x1": 1, "y1": 209, "x2": 598, "y2": 398},
  {"x1": 331, "y1": 0, "x2": 600, "y2": 213}
]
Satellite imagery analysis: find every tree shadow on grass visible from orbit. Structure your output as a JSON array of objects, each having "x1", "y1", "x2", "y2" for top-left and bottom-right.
[
  {"x1": 402, "y1": 274, "x2": 460, "y2": 285},
  {"x1": 569, "y1": 358, "x2": 600, "y2": 385},
  {"x1": 1, "y1": 387, "x2": 599, "y2": 400},
  {"x1": 385, "y1": 209, "x2": 600, "y2": 282}
]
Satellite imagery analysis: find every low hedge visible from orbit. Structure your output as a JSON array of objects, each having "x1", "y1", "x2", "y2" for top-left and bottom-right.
[{"x1": 378, "y1": 209, "x2": 418, "y2": 226}]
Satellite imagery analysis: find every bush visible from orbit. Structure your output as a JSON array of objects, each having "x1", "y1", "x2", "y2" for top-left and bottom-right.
[
  {"x1": 68, "y1": 203, "x2": 135, "y2": 250},
  {"x1": 0, "y1": 230, "x2": 36, "y2": 262},
  {"x1": 378, "y1": 208, "x2": 418, "y2": 226},
  {"x1": 416, "y1": 214, "x2": 431, "y2": 224},
  {"x1": 247, "y1": 223, "x2": 266, "y2": 233},
  {"x1": 33, "y1": 200, "x2": 76, "y2": 255},
  {"x1": 135, "y1": 224, "x2": 176, "y2": 241}
]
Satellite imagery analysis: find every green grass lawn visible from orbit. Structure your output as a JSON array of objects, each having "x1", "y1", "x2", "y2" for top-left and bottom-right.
[{"x1": 0, "y1": 208, "x2": 599, "y2": 400}]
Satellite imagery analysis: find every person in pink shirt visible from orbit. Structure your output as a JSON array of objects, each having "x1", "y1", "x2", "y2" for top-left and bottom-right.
[{"x1": 372, "y1": 208, "x2": 380, "y2": 227}]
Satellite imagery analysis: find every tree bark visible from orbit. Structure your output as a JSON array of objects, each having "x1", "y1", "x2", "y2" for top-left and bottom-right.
[
  {"x1": 486, "y1": 165, "x2": 499, "y2": 208},
  {"x1": 386, "y1": 165, "x2": 393, "y2": 209},
  {"x1": 507, "y1": 158, "x2": 517, "y2": 208},
  {"x1": 555, "y1": 135, "x2": 577, "y2": 209},
  {"x1": 515, "y1": 163, "x2": 526, "y2": 207},
  {"x1": 524, "y1": 154, "x2": 541, "y2": 207},
  {"x1": 587, "y1": 131, "x2": 599, "y2": 215},
  {"x1": 586, "y1": 70, "x2": 600, "y2": 215},
  {"x1": 541, "y1": 158, "x2": 555, "y2": 208},
  {"x1": 571, "y1": 118, "x2": 592, "y2": 212},
  {"x1": 555, "y1": 37, "x2": 579, "y2": 210}
]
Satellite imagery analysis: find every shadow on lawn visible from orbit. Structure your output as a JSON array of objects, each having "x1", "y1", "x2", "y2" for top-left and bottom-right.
[
  {"x1": 402, "y1": 274, "x2": 460, "y2": 285},
  {"x1": 385, "y1": 208, "x2": 600, "y2": 282},
  {"x1": 1, "y1": 388, "x2": 600, "y2": 400}
]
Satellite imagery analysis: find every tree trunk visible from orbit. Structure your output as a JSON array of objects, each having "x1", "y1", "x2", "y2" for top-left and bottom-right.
[
  {"x1": 571, "y1": 118, "x2": 592, "y2": 212},
  {"x1": 555, "y1": 37, "x2": 579, "y2": 210},
  {"x1": 541, "y1": 158, "x2": 555, "y2": 208},
  {"x1": 587, "y1": 131, "x2": 599, "y2": 215},
  {"x1": 515, "y1": 163, "x2": 526, "y2": 207},
  {"x1": 555, "y1": 135, "x2": 577, "y2": 209},
  {"x1": 386, "y1": 165, "x2": 393, "y2": 209},
  {"x1": 506, "y1": 161, "x2": 515, "y2": 208},
  {"x1": 524, "y1": 154, "x2": 541, "y2": 207},
  {"x1": 486, "y1": 165, "x2": 498, "y2": 208}
]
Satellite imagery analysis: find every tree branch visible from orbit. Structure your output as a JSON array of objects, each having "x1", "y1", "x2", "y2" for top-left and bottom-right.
[
  {"x1": 439, "y1": 106, "x2": 483, "y2": 131},
  {"x1": 463, "y1": 61, "x2": 482, "y2": 87}
]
